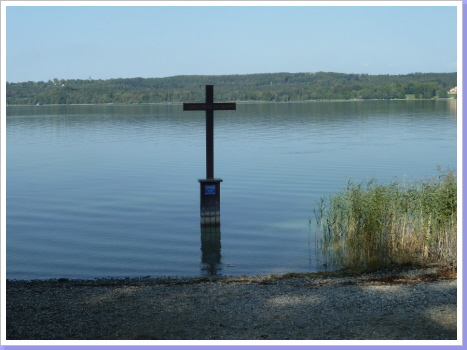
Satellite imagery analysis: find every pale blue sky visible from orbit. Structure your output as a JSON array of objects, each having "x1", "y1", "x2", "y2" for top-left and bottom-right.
[{"x1": 5, "y1": 4, "x2": 458, "y2": 83}]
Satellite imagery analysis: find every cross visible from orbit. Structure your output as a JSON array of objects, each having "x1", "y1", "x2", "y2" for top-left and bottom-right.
[{"x1": 183, "y1": 85, "x2": 236, "y2": 179}]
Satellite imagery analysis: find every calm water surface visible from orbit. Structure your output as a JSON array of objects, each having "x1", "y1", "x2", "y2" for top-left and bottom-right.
[{"x1": 6, "y1": 100, "x2": 457, "y2": 279}]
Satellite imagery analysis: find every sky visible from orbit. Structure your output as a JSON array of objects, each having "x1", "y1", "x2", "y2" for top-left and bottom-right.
[{"x1": 4, "y1": 2, "x2": 459, "y2": 83}]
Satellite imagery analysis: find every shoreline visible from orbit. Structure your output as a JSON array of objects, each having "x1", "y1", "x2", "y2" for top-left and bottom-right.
[
  {"x1": 5, "y1": 97, "x2": 457, "y2": 108},
  {"x1": 6, "y1": 266, "x2": 457, "y2": 341},
  {"x1": 5, "y1": 264, "x2": 456, "y2": 285}
]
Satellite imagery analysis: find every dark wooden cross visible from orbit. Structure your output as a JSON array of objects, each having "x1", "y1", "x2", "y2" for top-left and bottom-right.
[{"x1": 183, "y1": 85, "x2": 236, "y2": 179}]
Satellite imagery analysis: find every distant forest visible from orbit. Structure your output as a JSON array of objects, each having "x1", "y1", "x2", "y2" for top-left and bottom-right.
[{"x1": 6, "y1": 72, "x2": 457, "y2": 105}]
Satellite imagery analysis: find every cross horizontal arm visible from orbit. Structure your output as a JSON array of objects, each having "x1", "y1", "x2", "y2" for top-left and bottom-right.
[{"x1": 183, "y1": 103, "x2": 236, "y2": 111}]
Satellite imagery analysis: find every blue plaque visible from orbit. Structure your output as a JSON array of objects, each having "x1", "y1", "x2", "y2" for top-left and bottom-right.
[{"x1": 205, "y1": 185, "x2": 216, "y2": 195}]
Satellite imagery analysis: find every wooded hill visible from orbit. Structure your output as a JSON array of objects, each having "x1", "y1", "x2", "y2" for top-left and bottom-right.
[{"x1": 6, "y1": 72, "x2": 457, "y2": 105}]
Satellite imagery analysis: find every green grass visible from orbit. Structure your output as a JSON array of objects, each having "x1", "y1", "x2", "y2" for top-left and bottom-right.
[{"x1": 314, "y1": 169, "x2": 457, "y2": 271}]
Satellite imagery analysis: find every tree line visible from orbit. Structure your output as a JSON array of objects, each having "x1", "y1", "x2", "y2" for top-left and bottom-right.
[{"x1": 6, "y1": 72, "x2": 457, "y2": 105}]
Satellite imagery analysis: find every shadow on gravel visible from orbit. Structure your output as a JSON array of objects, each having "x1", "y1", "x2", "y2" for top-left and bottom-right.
[{"x1": 6, "y1": 271, "x2": 457, "y2": 341}]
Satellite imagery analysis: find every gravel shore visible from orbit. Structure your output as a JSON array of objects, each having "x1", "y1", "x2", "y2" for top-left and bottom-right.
[{"x1": 6, "y1": 267, "x2": 457, "y2": 341}]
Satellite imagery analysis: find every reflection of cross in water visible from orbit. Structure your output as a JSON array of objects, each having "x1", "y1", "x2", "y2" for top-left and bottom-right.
[
  {"x1": 200, "y1": 224, "x2": 222, "y2": 276},
  {"x1": 183, "y1": 85, "x2": 236, "y2": 179}
]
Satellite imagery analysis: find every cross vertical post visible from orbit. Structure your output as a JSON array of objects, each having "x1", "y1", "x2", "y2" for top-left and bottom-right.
[
  {"x1": 183, "y1": 85, "x2": 236, "y2": 225},
  {"x1": 205, "y1": 85, "x2": 214, "y2": 179}
]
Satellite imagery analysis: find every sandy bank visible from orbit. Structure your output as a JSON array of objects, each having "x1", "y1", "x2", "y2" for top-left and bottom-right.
[{"x1": 6, "y1": 267, "x2": 457, "y2": 341}]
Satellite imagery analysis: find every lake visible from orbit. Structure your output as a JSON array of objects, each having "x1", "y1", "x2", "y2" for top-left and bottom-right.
[{"x1": 6, "y1": 100, "x2": 457, "y2": 280}]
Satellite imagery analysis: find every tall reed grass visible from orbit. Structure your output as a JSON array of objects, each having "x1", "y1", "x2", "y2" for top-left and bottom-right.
[{"x1": 314, "y1": 169, "x2": 457, "y2": 271}]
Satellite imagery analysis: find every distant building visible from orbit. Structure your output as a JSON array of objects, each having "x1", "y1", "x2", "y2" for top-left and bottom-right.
[{"x1": 449, "y1": 87, "x2": 457, "y2": 94}]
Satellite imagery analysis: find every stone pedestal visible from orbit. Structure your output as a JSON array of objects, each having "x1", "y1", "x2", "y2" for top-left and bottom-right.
[{"x1": 198, "y1": 178, "x2": 223, "y2": 225}]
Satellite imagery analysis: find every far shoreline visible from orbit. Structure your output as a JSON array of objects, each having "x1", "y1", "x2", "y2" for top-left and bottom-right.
[{"x1": 5, "y1": 97, "x2": 457, "y2": 108}]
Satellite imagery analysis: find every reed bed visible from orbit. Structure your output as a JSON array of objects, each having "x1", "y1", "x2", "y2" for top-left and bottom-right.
[{"x1": 314, "y1": 169, "x2": 457, "y2": 271}]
